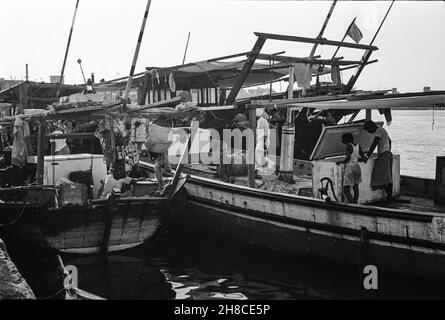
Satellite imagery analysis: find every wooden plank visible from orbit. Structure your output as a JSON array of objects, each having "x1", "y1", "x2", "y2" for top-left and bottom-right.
[
  {"x1": 343, "y1": 50, "x2": 373, "y2": 93},
  {"x1": 254, "y1": 32, "x2": 379, "y2": 51},
  {"x1": 127, "y1": 96, "x2": 181, "y2": 112},
  {"x1": 36, "y1": 118, "x2": 45, "y2": 184},
  {"x1": 247, "y1": 107, "x2": 257, "y2": 188},
  {"x1": 225, "y1": 36, "x2": 267, "y2": 105},
  {"x1": 256, "y1": 54, "x2": 361, "y2": 66}
]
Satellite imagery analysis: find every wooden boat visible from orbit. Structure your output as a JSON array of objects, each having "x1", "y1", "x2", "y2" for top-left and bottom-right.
[
  {"x1": 0, "y1": 96, "x2": 170, "y2": 254},
  {"x1": 0, "y1": 187, "x2": 166, "y2": 254},
  {"x1": 139, "y1": 91, "x2": 445, "y2": 281},
  {"x1": 93, "y1": 15, "x2": 445, "y2": 279}
]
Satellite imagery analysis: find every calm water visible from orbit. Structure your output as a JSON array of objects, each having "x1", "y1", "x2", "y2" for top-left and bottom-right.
[
  {"x1": 4, "y1": 224, "x2": 445, "y2": 300},
  {"x1": 3, "y1": 110, "x2": 445, "y2": 300}
]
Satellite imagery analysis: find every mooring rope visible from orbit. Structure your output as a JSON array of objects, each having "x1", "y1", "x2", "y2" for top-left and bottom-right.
[
  {"x1": 0, "y1": 203, "x2": 26, "y2": 227},
  {"x1": 38, "y1": 287, "x2": 66, "y2": 300}
]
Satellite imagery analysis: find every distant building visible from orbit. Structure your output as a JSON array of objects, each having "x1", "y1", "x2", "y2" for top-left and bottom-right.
[{"x1": 50, "y1": 75, "x2": 64, "y2": 84}]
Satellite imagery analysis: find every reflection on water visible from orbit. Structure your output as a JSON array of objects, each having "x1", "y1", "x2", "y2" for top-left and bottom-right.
[{"x1": 3, "y1": 224, "x2": 445, "y2": 300}]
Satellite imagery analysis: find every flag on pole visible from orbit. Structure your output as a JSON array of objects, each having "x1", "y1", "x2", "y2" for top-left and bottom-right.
[{"x1": 347, "y1": 20, "x2": 363, "y2": 44}]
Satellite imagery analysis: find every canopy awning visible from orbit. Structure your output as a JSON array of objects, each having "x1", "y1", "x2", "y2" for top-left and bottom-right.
[
  {"x1": 279, "y1": 92, "x2": 445, "y2": 110},
  {"x1": 0, "y1": 81, "x2": 84, "y2": 104},
  {"x1": 95, "y1": 53, "x2": 331, "y2": 91}
]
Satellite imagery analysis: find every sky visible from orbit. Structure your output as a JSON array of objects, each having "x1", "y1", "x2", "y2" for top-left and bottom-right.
[{"x1": 0, "y1": 0, "x2": 444, "y2": 93}]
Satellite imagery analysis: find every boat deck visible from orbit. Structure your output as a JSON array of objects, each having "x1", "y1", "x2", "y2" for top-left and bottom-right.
[{"x1": 181, "y1": 163, "x2": 445, "y2": 216}]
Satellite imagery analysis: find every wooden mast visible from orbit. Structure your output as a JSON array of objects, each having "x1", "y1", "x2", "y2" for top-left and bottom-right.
[
  {"x1": 182, "y1": 32, "x2": 191, "y2": 65},
  {"x1": 305, "y1": 0, "x2": 337, "y2": 96},
  {"x1": 36, "y1": 118, "x2": 45, "y2": 185},
  {"x1": 60, "y1": 0, "x2": 80, "y2": 85},
  {"x1": 224, "y1": 36, "x2": 266, "y2": 105},
  {"x1": 343, "y1": 0, "x2": 395, "y2": 93},
  {"x1": 122, "y1": 0, "x2": 152, "y2": 111}
]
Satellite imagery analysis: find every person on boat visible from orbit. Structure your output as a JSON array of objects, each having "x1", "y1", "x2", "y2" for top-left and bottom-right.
[
  {"x1": 100, "y1": 169, "x2": 139, "y2": 198},
  {"x1": 363, "y1": 120, "x2": 393, "y2": 201},
  {"x1": 269, "y1": 107, "x2": 286, "y2": 155},
  {"x1": 50, "y1": 125, "x2": 70, "y2": 155},
  {"x1": 336, "y1": 133, "x2": 366, "y2": 203},
  {"x1": 255, "y1": 108, "x2": 270, "y2": 172},
  {"x1": 145, "y1": 116, "x2": 172, "y2": 188}
]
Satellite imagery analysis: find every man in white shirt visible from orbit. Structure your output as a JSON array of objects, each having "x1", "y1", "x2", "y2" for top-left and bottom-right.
[
  {"x1": 364, "y1": 120, "x2": 393, "y2": 201},
  {"x1": 255, "y1": 108, "x2": 270, "y2": 170}
]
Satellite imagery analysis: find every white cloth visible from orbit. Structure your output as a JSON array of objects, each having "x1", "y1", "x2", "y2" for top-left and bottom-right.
[
  {"x1": 375, "y1": 127, "x2": 391, "y2": 154},
  {"x1": 255, "y1": 116, "x2": 270, "y2": 169},
  {"x1": 293, "y1": 63, "x2": 312, "y2": 89},
  {"x1": 102, "y1": 174, "x2": 132, "y2": 198},
  {"x1": 169, "y1": 73, "x2": 176, "y2": 92},
  {"x1": 50, "y1": 130, "x2": 68, "y2": 152},
  {"x1": 12, "y1": 117, "x2": 30, "y2": 167},
  {"x1": 347, "y1": 144, "x2": 360, "y2": 164}
]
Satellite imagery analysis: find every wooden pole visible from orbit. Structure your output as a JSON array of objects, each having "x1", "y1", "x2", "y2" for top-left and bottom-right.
[
  {"x1": 247, "y1": 106, "x2": 257, "y2": 188},
  {"x1": 36, "y1": 118, "x2": 45, "y2": 185},
  {"x1": 60, "y1": 0, "x2": 80, "y2": 85},
  {"x1": 305, "y1": 0, "x2": 337, "y2": 97},
  {"x1": 225, "y1": 36, "x2": 266, "y2": 105},
  {"x1": 18, "y1": 83, "x2": 28, "y2": 114},
  {"x1": 182, "y1": 32, "x2": 191, "y2": 65},
  {"x1": 343, "y1": 1, "x2": 395, "y2": 93},
  {"x1": 309, "y1": 0, "x2": 337, "y2": 58},
  {"x1": 254, "y1": 32, "x2": 378, "y2": 51},
  {"x1": 287, "y1": 65, "x2": 294, "y2": 121},
  {"x1": 25, "y1": 64, "x2": 29, "y2": 82},
  {"x1": 123, "y1": 0, "x2": 152, "y2": 111},
  {"x1": 331, "y1": 17, "x2": 356, "y2": 60}
]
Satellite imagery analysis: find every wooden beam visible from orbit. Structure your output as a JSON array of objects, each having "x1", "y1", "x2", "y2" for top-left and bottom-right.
[
  {"x1": 257, "y1": 54, "x2": 361, "y2": 66},
  {"x1": 127, "y1": 96, "x2": 182, "y2": 112},
  {"x1": 36, "y1": 118, "x2": 45, "y2": 184},
  {"x1": 254, "y1": 32, "x2": 378, "y2": 51},
  {"x1": 225, "y1": 36, "x2": 267, "y2": 105},
  {"x1": 343, "y1": 50, "x2": 374, "y2": 93},
  {"x1": 18, "y1": 83, "x2": 28, "y2": 113},
  {"x1": 137, "y1": 72, "x2": 150, "y2": 105},
  {"x1": 247, "y1": 106, "x2": 257, "y2": 188}
]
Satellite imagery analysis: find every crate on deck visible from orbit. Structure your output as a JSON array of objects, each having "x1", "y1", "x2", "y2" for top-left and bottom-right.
[
  {"x1": 58, "y1": 183, "x2": 88, "y2": 206},
  {"x1": 24, "y1": 187, "x2": 57, "y2": 207}
]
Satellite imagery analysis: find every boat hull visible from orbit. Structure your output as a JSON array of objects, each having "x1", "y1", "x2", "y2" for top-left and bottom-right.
[
  {"x1": 139, "y1": 162, "x2": 445, "y2": 281},
  {"x1": 184, "y1": 197, "x2": 445, "y2": 281},
  {"x1": 0, "y1": 197, "x2": 166, "y2": 254}
]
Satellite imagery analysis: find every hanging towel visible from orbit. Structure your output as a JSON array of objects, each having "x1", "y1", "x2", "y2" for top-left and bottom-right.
[
  {"x1": 331, "y1": 65, "x2": 341, "y2": 85},
  {"x1": 11, "y1": 117, "x2": 30, "y2": 167},
  {"x1": 293, "y1": 63, "x2": 312, "y2": 89}
]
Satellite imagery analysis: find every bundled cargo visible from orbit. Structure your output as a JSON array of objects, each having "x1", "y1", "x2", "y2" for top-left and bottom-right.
[{"x1": 145, "y1": 122, "x2": 172, "y2": 154}]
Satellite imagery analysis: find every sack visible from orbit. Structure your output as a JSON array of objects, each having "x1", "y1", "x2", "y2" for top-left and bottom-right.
[
  {"x1": 145, "y1": 141, "x2": 172, "y2": 154},
  {"x1": 148, "y1": 123, "x2": 170, "y2": 144}
]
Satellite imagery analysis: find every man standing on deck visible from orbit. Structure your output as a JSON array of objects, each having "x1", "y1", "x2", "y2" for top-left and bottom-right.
[
  {"x1": 145, "y1": 116, "x2": 172, "y2": 188},
  {"x1": 255, "y1": 108, "x2": 270, "y2": 172},
  {"x1": 363, "y1": 120, "x2": 393, "y2": 201}
]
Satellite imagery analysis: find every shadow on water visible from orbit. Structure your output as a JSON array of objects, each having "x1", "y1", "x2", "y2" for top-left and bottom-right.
[{"x1": 2, "y1": 222, "x2": 445, "y2": 300}]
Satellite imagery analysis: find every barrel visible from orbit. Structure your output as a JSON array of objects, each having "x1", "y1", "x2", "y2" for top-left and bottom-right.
[{"x1": 279, "y1": 125, "x2": 295, "y2": 173}]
